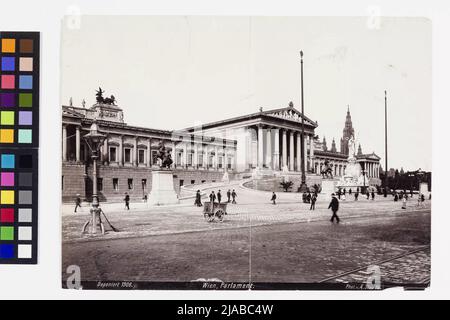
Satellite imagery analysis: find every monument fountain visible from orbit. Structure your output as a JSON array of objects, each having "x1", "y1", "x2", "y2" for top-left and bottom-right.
[{"x1": 336, "y1": 136, "x2": 368, "y2": 190}]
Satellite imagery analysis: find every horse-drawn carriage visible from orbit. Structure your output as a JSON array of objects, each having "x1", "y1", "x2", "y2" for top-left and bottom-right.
[{"x1": 203, "y1": 201, "x2": 227, "y2": 222}]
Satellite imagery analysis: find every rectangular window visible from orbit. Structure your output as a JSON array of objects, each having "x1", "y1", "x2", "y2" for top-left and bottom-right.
[
  {"x1": 227, "y1": 157, "x2": 232, "y2": 169},
  {"x1": 187, "y1": 153, "x2": 193, "y2": 166},
  {"x1": 198, "y1": 155, "x2": 203, "y2": 167},
  {"x1": 124, "y1": 148, "x2": 132, "y2": 163},
  {"x1": 113, "y1": 178, "x2": 119, "y2": 191},
  {"x1": 208, "y1": 155, "x2": 214, "y2": 167},
  {"x1": 177, "y1": 152, "x2": 182, "y2": 166},
  {"x1": 218, "y1": 156, "x2": 223, "y2": 168},
  {"x1": 128, "y1": 178, "x2": 133, "y2": 190},
  {"x1": 109, "y1": 147, "x2": 117, "y2": 162},
  {"x1": 138, "y1": 149, "x2": 145, "y2": 164},
  {"x1": 179, "y1": 179, "x2": 184, "y2": 187},
  {"x1": 201, "y1": 180, "x2": 206, "y2": 184},
  {"x1": 191, "y1": 180, "x2": 195, "y2": 184},
  {"x1": 97, "y1": 178, "x2": 103, "y2": 192}
]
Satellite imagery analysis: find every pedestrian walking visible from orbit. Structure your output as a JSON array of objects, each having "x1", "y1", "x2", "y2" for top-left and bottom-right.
[
  {"x1": 328, "y1": 193, "x2": 340, "y2": 223},
  {"x1": 349, "y1": 188, "x2": 352, "y2": 195},
  {"x1": 394, "y1": 193, "x2": 399, "y2": 202},
  {"x1": 143, "y1": 193, "x2": 148, "y2": 203},
  {"x1": 310, "y1": 193, "x2": 317, "y2": 210},
  {"x1": 343, "y1": 188, "x2": 346, "y2": 196},
  {"x1": 271, "y1": 192, "x2": 277, "y2": 205},
  {"x1": 124, "y1": 193, "x2": 130, "y2": 210},
  {"x1": 217, "y1": 190, "x2": 222, "y2": 204},
  {"x1": 227, "y1": 189, "x2": 231, "y2": 203},
  {"x1": 366, "y1": 191, "x2": 370, "y2": 200},
  {"x1": 354, "y1": 191, "x2": 359, "y2": 201},
  {"x1": 194, "y1": 190, "x2": 203, "y2": 207},
  {"x1": 231, "y1": 189, "x2": 237, "y2": 204},
  {"x1": 337, "y1": 189, "x2": 341, "y2": 200},
  {"x1": 371, "y1": 191, "x2": 375, "y2": 200},
  {"x1": 74, "y1": 194, "x2": 81, "y2": 213}
]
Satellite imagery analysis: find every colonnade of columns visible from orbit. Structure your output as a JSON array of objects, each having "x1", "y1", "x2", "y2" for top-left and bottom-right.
[
  {"x1": 252, "y1": 126, "x2": 314, "y2": 172},
  {"x1": 361, "y1": 161, "x2": 380, "y2": 178}
]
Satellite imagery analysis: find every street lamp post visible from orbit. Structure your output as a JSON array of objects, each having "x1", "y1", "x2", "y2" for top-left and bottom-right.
[
  {"x1": 384, "y1": 90, "x2": 388, "y2": 197},
  {"x1": 299, "y1": 50, "x2": 308, "y2": 192},
  {"x1": 82, "y1": 121, "x2": 106, "y2": 235}
]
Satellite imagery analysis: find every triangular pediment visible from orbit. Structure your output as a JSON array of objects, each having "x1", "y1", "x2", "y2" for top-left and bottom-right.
[
  {"x1": 62, "y1": 106, "x2": 85, "y2": 118},
  {"x1": 263, "y1": 106, "x2": 317, "y2": 127}
]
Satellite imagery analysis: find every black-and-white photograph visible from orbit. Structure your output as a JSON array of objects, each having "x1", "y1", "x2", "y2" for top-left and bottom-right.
[{"x1": 61, "y1": 16, "x2": 431, "y2": 290}]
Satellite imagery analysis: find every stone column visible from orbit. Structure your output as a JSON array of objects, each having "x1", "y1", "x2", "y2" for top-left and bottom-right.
[
  {"x1": 289, "y1": 131, "x2": 294, "y2": 171},
  {"x1": 296, "y1": 132, "x2": 301, "y2": 172},
  {"x1": 62, "y1": 125, "x2": 67, "y2": 161},
  {"x1": 75, "y1": 126, "x2": 80, "y2": 162},
  {"x1": 103, "y1": 138, "x2": 108, "y2": 164},
  {"x1": 258, "y1": 126, "x2": 264, "y2": 169},
  {"x1": 194, "y1": 142, "x2": 198, "y2": 168},
  {"x1": 309, "y1": 135, "x2": 314, "y2": 171},
  {"x1": 183, "y1": 142, "x2": 188, "y2": 168},
  {"x1": 223, "y1": 148, "x2": 227, "y2": 171},
  {"x1": 133, "y1": 137, "x2": 138, "y2": 166},
  {"x1": 273, "y1": 128, "x2": 280, "y2": 170},
  {"x1": 282, "y1": 129, "x2": 287, "y2": 169},
  {"x1": 203, "y1": 145, "x2": 208, "y2": 168},
  {"x1": 147, "y1": 138, "x2": 151, "y2": 167},
  {"x1": 215, "y1": 145, "x2": 219, "y2": 170},
  {"x1": 118, "y1": 136, "x2": 123, "y2": 166},
  {"x1": 266, "y1": 129, "x2": 272, "y2": 169}
]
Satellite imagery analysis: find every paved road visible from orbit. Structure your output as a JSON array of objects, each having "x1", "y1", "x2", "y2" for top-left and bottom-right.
[{"x1": 62, "y1": 209, "x2": 430, "y2": 285}]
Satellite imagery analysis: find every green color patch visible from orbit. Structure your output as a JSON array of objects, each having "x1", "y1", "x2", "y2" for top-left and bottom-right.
[
  {"x1": 19, "y1": 93, "x2": 32, "y2": 108},
  {"x1": 0, "y1": 226, "x2": 14, "y2": 240},
  {"x1": 0, "y1": 111, "x2": 15, "y2": 125}
]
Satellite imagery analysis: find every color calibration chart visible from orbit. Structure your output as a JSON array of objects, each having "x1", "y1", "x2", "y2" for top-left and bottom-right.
[{"x1": 0, "y1": 32, "x2": 39, "y2": 264}]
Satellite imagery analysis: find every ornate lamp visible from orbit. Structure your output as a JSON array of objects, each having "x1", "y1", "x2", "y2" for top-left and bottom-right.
[{"x1": 82, "y1": 121, "x2": 106, "y2": 234}]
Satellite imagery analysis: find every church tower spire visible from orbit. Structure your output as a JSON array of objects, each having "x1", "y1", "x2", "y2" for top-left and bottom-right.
[
  {"x1": 340, "y1": 105, "x2": 355, "y2": 155},
  {"x1": 357, "y1": 143, "x2": 362, "y2": 156},
  {"x1": 331, "y1": 138, "x2": 337, "y2": 153},
  {"x1": 322, "y1": 136, "x2": 328, "y2": 151}
]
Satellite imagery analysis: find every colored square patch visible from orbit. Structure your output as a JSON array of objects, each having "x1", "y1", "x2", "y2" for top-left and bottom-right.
[
  {"x1": 1, "y1": 39, "x2": 15, "y2": 53},
  {"x1": 18, "y1": 227, "x2": 32, "y2": 241},
  {"x1": 0, "y1": 226, "x2": 14, "y2": 240},
  {"x1": 18, "y1": 244, "x2": 32, "y2": 259},
  {"x1": 18, "y1": 129, "x2": 32, "y2": 143},
  {"x1": 0, "y1": 244, "x2": 14, "y2": 259},
  {"x1": 1, "y1": 172, "x2": 14, "y2": 186},
  {"x1": 19, "y1": 75, "x2": 32, "y2": 89},
  {"x1": 18, "y1": 111, "x2": 32, "y2": 125},
  {"x1": 18, "y1": 208, "x2": 32, "y2": 223},
  {"x1": 1, "y1": 57, "x2": 15, "y2": 71},
  {"x1": 0, "y1": 190, "x2": 15, "y2": 204},
  {"x1": 1, "y1": 154, "x2": 15, "y2": 168},
  {"x1": 19, "y1": 154, "x2": 32, "y2": 168},
  {"x1": 0, "y1": 111, "x2": 15, "y2": 125},
  {"x1": 0, "y1": 208, "x2": 14, "y2": 223},
  {"x1": 0, "y1": 129, "x2": 14, "y2": 143},
  {"x1": 19, "y1": 93, "x2": 32, "y2": 107},
  {"x1": 19, "y1": 39, "x2": 33, "y2": 53},
  {"x1": 1, "y1": 75, "x2": 15, "y2": 89},
  {"x1": 19, "y1": 57, "x2": 33, "y2": 72},
  {"x1": 19, "y1": 190, "x2": 32, "y2": 204},
  {"x1": 0, "y1": 93, "x2": 15, "y2": 107}
]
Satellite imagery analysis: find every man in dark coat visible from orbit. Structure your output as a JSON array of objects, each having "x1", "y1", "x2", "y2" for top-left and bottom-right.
[
  {"x1": 227, "y1": 189, "x2": 231, "y2": 203},
  {"x1": 217, "y1": 190, "x2": 222, "y2": 204},
  {"x1": 209, "y1": 191, "x2": 216, "y2": 204},
  {"x1": 371, "y1": 191, "x2": 375, "y2": 200},
  {"x1": 354, "y1": 191, "x2": 359, "y2": 201},
  {"x1": 195, "y1": 190, "x2": 202, "y2": 207},
  {"x1": 231, "y1": 189, "x2": 237, "y2": 204},
  {"x1": 328, "y1": 193, "x2": 340, "y2": 223},
  {"x1": 124, "y1": 193, "x2": 130, "y2": 210},
  {"x1": 310, "y1": 193, "x2": 317, "y2": 210},
  {"x1": 74, "y1": 194, "x2": 81, "y2": 213},
  {"x1": 271, "y1": 192, "x2": 277, "y2": 205}
]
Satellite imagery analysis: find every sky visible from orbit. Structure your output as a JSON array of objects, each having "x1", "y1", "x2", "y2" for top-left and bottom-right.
[{"x1": 60, "y1": 16, "x2": 431, "y2": 171}]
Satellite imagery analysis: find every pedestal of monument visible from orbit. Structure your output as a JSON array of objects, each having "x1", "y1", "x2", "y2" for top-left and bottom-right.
[
  {"x1": 321, "y1": 179, "x2": 337, "y2": 197},
  {"x1": 148, "y1": 170, "x2": 179, "y2": 206},
  {"x1": 419, "y1": 182, "x2": 430, "y2": 197}
]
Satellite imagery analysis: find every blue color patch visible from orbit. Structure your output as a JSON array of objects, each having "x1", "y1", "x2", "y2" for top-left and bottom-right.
[
  {"x1": 1, "y1": 57, "x2": 15, "y2": 71},
  {"x1": 0, "y1": 244, "x2": 14, "y2": 259},
  {"x1": 1, "y1": 154, "x2": 15, "y2": 168}
]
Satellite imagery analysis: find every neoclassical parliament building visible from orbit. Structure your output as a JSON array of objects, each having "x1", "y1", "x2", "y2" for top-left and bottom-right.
[{"x1": 62, "y1": 99, "x2": 381, "y2": 202}]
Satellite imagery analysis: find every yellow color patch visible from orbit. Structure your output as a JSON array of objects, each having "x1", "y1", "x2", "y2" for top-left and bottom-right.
[
  {"x1": 0, "y1": 129, "x2": 14, "y2": 143},
  {"x1": 1, "y1": 39, "x2": 16, "y2": 53},
  {"x1": 1, "y1": 190, "x2": 15, "y2": 204}
]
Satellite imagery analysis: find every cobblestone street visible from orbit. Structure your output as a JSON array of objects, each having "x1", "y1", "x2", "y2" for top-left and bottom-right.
[{"x1": 62, "y1": 183, "x2": 431, "y2": 288}]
